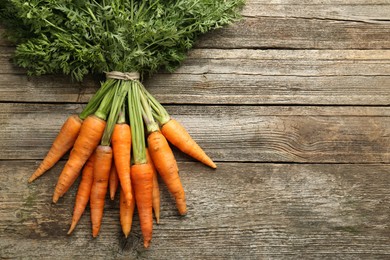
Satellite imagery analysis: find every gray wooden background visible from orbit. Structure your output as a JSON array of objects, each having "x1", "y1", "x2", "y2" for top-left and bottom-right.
[{"x1": 1, "y1": 1, "x2": 390, "y2": 259}]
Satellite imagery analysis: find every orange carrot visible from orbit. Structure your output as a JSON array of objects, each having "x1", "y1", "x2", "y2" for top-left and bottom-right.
[
  {"x1": 147, "y1": 131, "x2": 187, "y2": 215},
  {"x1": 109, "y1": 159, "x2": 118, "y2": 200},
  {"x1": 29, "y1": 115, "x2": 83, "y2": 183},
  {"x1": 131, "y1": 163, "x2": 153, "y2": 248},
  {"x1": 90, "y1": 145, "x2": 112, "y2": 238},
  {"x1": 52, "y1": 115, "x2": 106, "y2": 203},
  {"x1": 112, "y1": 123, "x2": 132, "y2": 205},
  {"x1": 146, "y1": 150, "x2": 160, "y2": 224},
  {"x1": 119, "y1": 187, "x2": 135, "y2": 238},
  {"x1": 67, "y1": 153, "x2": 95, "y2": 235},
  {"x1": 161, "y1": 118, "x2": 216, "y2": 169}
]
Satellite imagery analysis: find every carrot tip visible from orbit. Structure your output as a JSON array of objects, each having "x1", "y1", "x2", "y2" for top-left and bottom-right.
[
  {"x1": 52, "y1": 195, "x2": 59, "y2": 203},
  {"x1": 144, "y1": 240, "x2": 151, "y2": 248}
]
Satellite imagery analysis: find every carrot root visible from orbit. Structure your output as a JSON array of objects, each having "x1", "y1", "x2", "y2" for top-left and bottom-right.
[
  {"x1": 119, "y1": 188, "x2": 135, "y2": 238},
  {"x1": 29, "y1": 115, "x2": 82, "y2": 183},
  {"x1": 112, "y1": 123, "x2": 132, "y2": 205},
  {"x1": 67, "y1": 153, "x2": 95, "y2": 235},
  {"x1": 146, "y1": 150, "x2": 160, "y2": 224},
  {"x1": 161, "y1": 119, "x2": 216, "y2": 169},
  {"x1": 109, "y1": 159, "x2": 118, "y2": 200},
  {"x1": 131, "y1": 163, "x2": 153, "y2": 248},
  {"x1": 52, "y1": 115, "x2": 106, "y2": 203},
  {"x1": 148, "y1": 131, "x2": 187, "y2": 216},
  {"x1": 90, "y1": 145, "x2": 112, "y2": 238}
]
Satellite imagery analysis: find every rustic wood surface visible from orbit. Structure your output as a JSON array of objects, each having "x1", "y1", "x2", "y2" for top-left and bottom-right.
[{"x1": 1, "y1": 1, "x2": 389, "y2": 259}]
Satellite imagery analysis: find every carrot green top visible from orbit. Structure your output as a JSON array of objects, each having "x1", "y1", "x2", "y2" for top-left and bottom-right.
[{"x1": 1, "y1": 0, "x2": 244, "y2": 81}]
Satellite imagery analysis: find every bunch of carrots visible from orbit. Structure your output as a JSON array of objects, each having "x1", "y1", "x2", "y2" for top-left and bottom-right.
[{"x1": 28, "y1": 75, "x2": 216, "y2": 248}]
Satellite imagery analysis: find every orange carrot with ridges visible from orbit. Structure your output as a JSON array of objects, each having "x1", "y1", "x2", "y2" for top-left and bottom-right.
[
  {"x1": 147, "y1": 131, "x2": 187, "y2": 215},
  {"x1": 128, "y1": 81, "x2": 153, "y2": 247},
  {"x1": 140, "y1": 85, "x2": 216, "y2": 169},
  {"x1": 112, "y1": 122, "x2": 132, "y2": 204},
  {"x1": 161, "y1": 118, "x2": 216, "y2": 169},
  {"x1": 146, "y1": 150, "x2": 160, "y2": 224},
  {"x1": 109, "y1": 159, "x2": 118, "y2": 200},
  {"x1": 29, "y1": 114, "x2": 82, "y2": 183},
  {"x1": 67, "y1": 153, "x2": 95, "y2": 235},
  {"x1": 119, "y1": 187, "x2": 135, "y2": 238},
  {"x1": 90, "y1": 145, "x2": 112, "y2": 238},
  {"x1": 131, "y1": 163, "x2": 153, "y2": 248},
  {"x1": 52, "y1": 115, "x2": 106, "y2": 203}
]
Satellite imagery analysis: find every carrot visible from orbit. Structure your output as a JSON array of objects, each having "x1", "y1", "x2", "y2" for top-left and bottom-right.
[
  {"x1": 90, "y1": 145, "x2": 112, "y2": 238},
  {"x1": 67, "y1": 153, "x2": 95, "y2": 235},
  {"x1": 128, "y1": 81, "x2": 154, "y2": 248},
  {"x1": 140, "y1": 85, "x2": 216, "y2": 169},
  {"x1": 28, "y1": 114, "x2": 83, "y2": 183},
  {"x1": 52, "y1": 115, "x2": 106, "y2": 203},
  {"x1": 146, "y1": 150, "x2": 160, "y2": 224},
  {"x1": 109, "y1": 159, "x2": 118, "y2": 200},
  {"x1": 131, "y1": 163, "x2": 154, "y2": 248},
  {"x1": 111, "y1": 122, "x2": 132, "y2": 205},
  {"x1": 161, "y1": 118, "x2": 216, "y2": 169},
  {"x1": 119, "y1": 187, "x2": 135, "y2": 238},
  {"x1": 147, "y1": 131, "x2": 187, "y2": 216}
]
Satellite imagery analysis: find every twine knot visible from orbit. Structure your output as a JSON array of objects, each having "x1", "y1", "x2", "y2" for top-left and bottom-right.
[{"x1": 105, "y1": 71, "x2": 140, "y2": 81}]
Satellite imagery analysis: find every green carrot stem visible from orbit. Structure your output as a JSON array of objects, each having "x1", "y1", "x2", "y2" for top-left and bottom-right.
[
  {"x1": 94, "y1": 81, "x2": 117, "y2": 120},
  {"x1": 138, "y1": 82, "x2": 159, "y2": 133},
  {"x1": 117, "y1": 104, "x2": 126, "y2": 124},
  {"x1": 101, "y1": 80, "x2": 129, "y2": 146},
  {"x1": 79, "y1": 79, "x2": 116, "y2": 120},
  {"x1": 139, "y1": 84, "x2": 170, "y2": 125},
  {"x1": 128, "y1": 80, "x2": 146, "y2": 164}
]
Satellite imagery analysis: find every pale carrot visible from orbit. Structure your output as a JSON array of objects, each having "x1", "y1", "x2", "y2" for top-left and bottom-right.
[
  {"x1": 67, "y1": 153, "x2": 95, "y2": 235},
  {"x1": 109, "y1": 159, "x2": 118, "y2": 200},
  {"x1": 146, "y1": 149, "x2": 160, "y2": 224},
  {"x1": 119, "y1": 187, "x2": 135, "y2": 238},
  {"x1": 29, "y1": 114, "x2": 82, "y2": 183},
  {"x1": 52, "y1": 115, "x2": 106, "y2": 203},
  {"x1": 90, "y1": 145, "x2": 112, "y2": 238},
  {"x1": 147, "y1": 131, "x2": 187, "y2": 216},
  {"x1": 161, "y1": 118, "x2": 216, "y2": 169}
]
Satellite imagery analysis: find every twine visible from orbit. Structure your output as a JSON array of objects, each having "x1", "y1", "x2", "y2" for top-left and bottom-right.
[{"x1": 105, "y1": 71, "x2": 140, "y2": 81}]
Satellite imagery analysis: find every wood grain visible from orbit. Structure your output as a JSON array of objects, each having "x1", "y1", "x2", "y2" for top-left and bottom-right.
[
  {"x1": 1, "y1": 161, "x2": 389, "y2": 259},
  {"x1": 243, "y1": 1, "x2": 390, "y2": 21},
  {"x1": 1, "y1": 48, "x2": 389, "y2": 105},
  {"x1": 1, "y1": 0, "x2": 389, "y2": 258},
  {"x1": 1, "y1": 103, "x2": 389, "y2": 163}
]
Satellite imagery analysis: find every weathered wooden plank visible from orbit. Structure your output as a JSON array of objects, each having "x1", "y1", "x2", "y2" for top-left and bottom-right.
[
  {"x1": 197, "y1": 16, "x2": 390, "y2": 49},
  {"x1": 1, "y1": 49, "x2": 389, "y2": 105},
  {"x1": 1, "y1": 103, "x2": 389, "y2": 163},
  {"x1": 2, "y1": 2, "x2": 390, "y2": 49},
  {"x1": 2, "y1": 73, "x2": 390, "y2": 105},
  {"x1": 243, "y1": 2, "x2": 390, "y2": 21},
  {"x1": 1, "y1": 161, "x2": 389, "y2": 259},
  {"x1": 179, "y1": 49, "x2": 390, "y2": 76},
  {"x1": 4, "y1": 48, "x2": 389, "y2": 76}
]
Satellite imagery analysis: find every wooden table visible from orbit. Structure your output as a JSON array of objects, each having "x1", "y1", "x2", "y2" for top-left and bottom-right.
[{"x1": 1, "y1": 1, "x2": 390, "y2": 259}]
